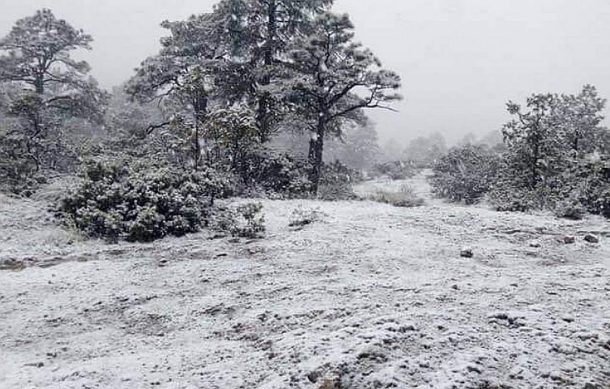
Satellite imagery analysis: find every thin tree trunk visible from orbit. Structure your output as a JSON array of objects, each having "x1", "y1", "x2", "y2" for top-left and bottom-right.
[
  {"x1": 308, "y1": 116, "x2": 326, "y2": 194},
  {"x1": 256, "y1": 0, "x2": 277, "y2": 144},
  {"x1": 34, "y1": 73, "x2": 44, "y2": 95},
  {"x1": 193, "y1": 93, "x2": 208, "y2": 171},
  {"x1": 194, "y1": 121, "x2": 201, "y2": 171},
  {"x1": 532, "y1": 137, "x2": 540, "y2": 189}
]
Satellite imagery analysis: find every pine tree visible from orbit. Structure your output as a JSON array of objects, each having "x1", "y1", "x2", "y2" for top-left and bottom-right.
[
  {"x1": 216, "y1": 0, "x2": 332, "y2": 143},
  {"x1": 285, "y1": 12, "x2": 401, "y2": 192},
  {"x1": 502, "y1": 94, "x2": 562, "y2": 190},
  {"x1": 0, "y1": 9, "x2": 107, "y2": 175},
  {"x1": 126, "y1": 12, "x2": 228, "y2": 170},
  {"x1": 554, "y1": 85, "x2": 606, "y2": 156}
]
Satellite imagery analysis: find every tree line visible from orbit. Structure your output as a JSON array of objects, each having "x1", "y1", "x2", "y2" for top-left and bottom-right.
[{"x1": 0, "y1": 2, "x2": 401, "y2": 194}]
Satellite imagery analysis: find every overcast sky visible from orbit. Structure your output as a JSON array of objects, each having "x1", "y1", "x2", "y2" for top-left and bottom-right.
[{"x1": 2, "y1": 0, "x2": 610, "y2": 146}]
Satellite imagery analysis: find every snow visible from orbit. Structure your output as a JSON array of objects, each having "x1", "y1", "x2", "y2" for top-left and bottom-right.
[{"x1": 1, "y1": 172, "x2": 609, "y2": 388}]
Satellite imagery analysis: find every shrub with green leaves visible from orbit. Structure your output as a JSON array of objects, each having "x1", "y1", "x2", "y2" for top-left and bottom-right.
[
  {"x1": 430, "y1": 144, "x2": 501, "y2": 204},
  {"x1": 59, "y1": 160, "x2": 234, "y2": 242}
]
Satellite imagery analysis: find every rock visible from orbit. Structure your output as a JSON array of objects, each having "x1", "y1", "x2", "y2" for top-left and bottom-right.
[
  {"x1": 564, "y1": 236, "x2": 576, "y2": 244},
  {"x1": 307, "y1": 371, "x2": 321, "y2": 383},
  {"x1": 318, "y1": 378, "x2": 341, "y2": 389},
  {"x1": 24, "y1": 362, "x2": 44, "y2": 368},
  {"x1": 583, "y1": 383, "x2": 599, "y2": 389},
  {"x1": 529, "y1": 240, "x2": 542, "y2": 248},
  {"x1": 584, "y1": 234, "x2": 600, "y2": 244},
  {"x1": 460, "y1": 247, "x2": 474, "y2": 258}
]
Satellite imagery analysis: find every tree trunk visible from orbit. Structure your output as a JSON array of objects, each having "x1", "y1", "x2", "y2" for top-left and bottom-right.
[
  {"x1": 308, "y1": 117, "x2": 326, "y2": 194},
  {"x1": 256, "y1": 0, "x2": 277, "y2": 143},
  {"x1": 257, "y1": 97, "x2": 270, "y2": 143},
  {"x1": 193, "y1": 93, "x2": 208, "y2": 171},
  {"x1": 194, "y1": 121, "x2": 201, "y2": 171},
  {"x1": 531, "y1": 137, "x2": 540, "y2": 189},
  {"x1": 34, "y1": 73, "x2": 44, "y2": 95}
]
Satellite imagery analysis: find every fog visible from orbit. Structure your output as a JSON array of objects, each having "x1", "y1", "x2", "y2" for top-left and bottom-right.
[{"x1": 2, "y1": 0, "x2": 610, "y2": 146}]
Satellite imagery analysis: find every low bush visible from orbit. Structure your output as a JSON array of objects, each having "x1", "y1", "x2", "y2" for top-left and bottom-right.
[
  {"x1": 371, "y1": 184, "x2": 425, "y2": 208},
  {"x1": 289, "y1": 206, "x2": 326, "y2": 227},
  {"x1": 317, "y1": 161, "x2": 359, "y2": 201},
  {"x1": 59, "y1": 160, "x2": 234, "y2": 242},
  {"x1": 430, "y1": 144, "x2": 501, "y2": 204},
  {"x1": 370, "y1": 161, "x2": 417, "y2": 180},
  {"x1": 232, "y1": 203, "x2": 266, "y2": 238},
  {"x1": 0, "y1": 128, "x2": 41, "y2": 195},
  {"x1": 237, "y1": 146, "x2": 311, "y2": 198},
  {"x1": 490, "y1": 155, "x2": 610, "y2": 218},
  {"x1": 210, "y1": 202, "x2": 266, "y2": 238},
  {"x1": 565, "y1": 157, "x2": 610, "y2": 218},
  {"x1": 553, "y1": 197, "x2": 587, "y2": 220},
  {"x1": 488, "y1": 182, "x2": 544, "y2": 212}
]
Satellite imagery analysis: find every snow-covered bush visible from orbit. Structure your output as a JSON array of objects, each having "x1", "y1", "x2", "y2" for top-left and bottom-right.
[
  {"x1": 430, "y1": 144, "x2": 501, "y2": 204},
  {"x1": 372, "y1": 184, "x2": 425, "y2": 208},
  {"x1": 553, "y1": 197, "x2": 586, "y2": 220},
  {"x1": 489, "y1": 87, "x2": 610, "y2": 216},
  {"x1": 59, "y1": 160, "x2": 234, "y2": 242},
  {"x1": 0, "y1": 127, "x2": 38, "y2": 194},
  {"x1": 370, "y1": 161, "x2": 417, "y2": 180},
  {"x1": 316, "y1": 161, "x2": 359, "y2": 201},
  {"x1": 238, "y1": 147, "x2": 311, "y2": 198},
  {"x1": 289, "y1": 206, "x2": 325, "y2": 227},
  {"x1": 233, "y1": 203, "x2": 266, "y2": 238},
  {"x1": 491, "y1": 155, "x2": 610, "y2": 217},
  {"x1": 489, "y1": 181, "x2": 545, "y2": 212},
  {"x1": 210, "y1": 202, "x2": 266, "y2": 238},
  {"x1": 558, "y1": 156, "x2": 610, "y2": 218}
]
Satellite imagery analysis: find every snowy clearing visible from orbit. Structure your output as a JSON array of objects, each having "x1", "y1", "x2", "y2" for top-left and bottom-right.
[{"x1": 1, "y1": 173, "x2": 609, "y2": 389}]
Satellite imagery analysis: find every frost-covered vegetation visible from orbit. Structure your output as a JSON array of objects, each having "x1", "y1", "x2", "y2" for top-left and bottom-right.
[
  {"x1": 1, "y1": 3, "x2": 610, "y2": 389},
  {"x1": 430, "y1": 144, "x2": 501, "y2": 204},
  {"x1": 370, "y1": 184, "x2": 425, "y2": 208},
  {"x1": 58, "y1": 160, "x2": 233, "y2": 242},
  {"x1": 430, "y1": 85, "x2": 610, "y2": 221},
  {"x1": 0, "y1": 4, "x2": 400, "y2": 242}
]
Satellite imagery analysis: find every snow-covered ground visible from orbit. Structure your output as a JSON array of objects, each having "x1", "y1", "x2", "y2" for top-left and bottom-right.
[{"x1": 1, "y1": 173, "x2": 609, "y2": 388}]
